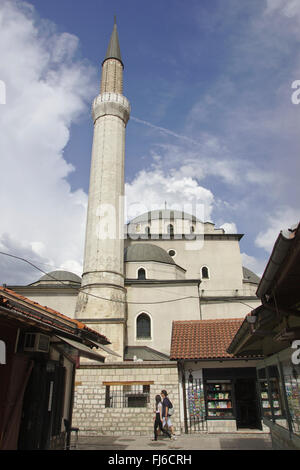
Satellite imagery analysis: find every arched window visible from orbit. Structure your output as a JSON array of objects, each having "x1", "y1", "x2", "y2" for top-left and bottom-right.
[
  {"x1": 137, "y1": 268, "x2": 146, "y2": 280},
  {"x1": 201, "y1": 266, "x2": 209, "y2": 279},
  {"x1": 136, "y1": 313, "x2": 151, "y2": 339},
  {"x1": 145, "y1": 226, "x2": 151, "y2": 236},
  {"x1": 190, "y1": 225, "x2": 195, "y2": 233},
  {"x1": 167, "y1": 224, "x2": 174, "y2": 236}
]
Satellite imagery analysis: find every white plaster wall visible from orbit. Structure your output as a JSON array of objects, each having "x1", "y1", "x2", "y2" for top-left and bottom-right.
[
  {"x1": 126, "y1": 237, "x2": 245, "y2": 292},
  {"x1": 200, "y1": 299, "x2": 261, "y2": 319},
  {"x1": 10, "y1": 288, "x2": 78, "y2": 319},
  {"x1": 128, "y1": 219, "x2": 223, "y2": 236},
  {"x1": 126, "y1": 283, "x2": 201, "y2": 356},
  {"x1": 125, "y1": 261, "x2": 186, "y2": 280}
]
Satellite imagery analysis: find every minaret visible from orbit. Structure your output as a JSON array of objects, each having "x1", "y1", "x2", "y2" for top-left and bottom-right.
[{"x1": 75, "y1": 19, "x2": 130, "y2": 361}]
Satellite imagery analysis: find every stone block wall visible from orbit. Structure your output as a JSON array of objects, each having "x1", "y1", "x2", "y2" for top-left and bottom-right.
[
  {"x1": 207, "y1": 420, "x2": 237, "y2": 433},
  {"x1": 72, "y1": 361, "x2": 180, "y2": 437}
]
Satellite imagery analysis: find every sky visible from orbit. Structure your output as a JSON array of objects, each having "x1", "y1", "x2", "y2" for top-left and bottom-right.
[{"x1": 0, "y1": 0, "x2": 299, "y2": 285}]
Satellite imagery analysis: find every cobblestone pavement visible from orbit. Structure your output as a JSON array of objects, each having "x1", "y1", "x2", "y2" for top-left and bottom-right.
[{"x1": 75, "y1": 432, "x2": 272, "y2": 451}]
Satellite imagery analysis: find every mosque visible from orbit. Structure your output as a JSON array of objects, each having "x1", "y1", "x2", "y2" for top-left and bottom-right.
[{"x1": 10, "y1": 20, "x2": 265, "y2": 435}]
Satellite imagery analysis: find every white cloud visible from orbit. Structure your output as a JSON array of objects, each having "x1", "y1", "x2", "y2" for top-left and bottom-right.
[
  {"x1": 220, "y1": 223, "x2": 237, "y2": 234},
  {"x1": 255, "y1": 206, "x2": 299, "y2": 253},
  {"x1": 0, "y1": 0, "x2": 95, "y2": 284},
  {"x1": 265, "y1": 0, "x2": 300, "y2": 20},
  {"x1": 125, "y1": 168, "x2": 215, "y2": 222}
]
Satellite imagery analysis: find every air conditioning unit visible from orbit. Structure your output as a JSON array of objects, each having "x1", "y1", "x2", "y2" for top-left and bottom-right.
[{"x1": 24, "y1": 333, "x2": 50, "y2": 353}]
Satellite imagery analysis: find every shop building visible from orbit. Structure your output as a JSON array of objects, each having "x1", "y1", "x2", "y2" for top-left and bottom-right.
[
  {"x1": 228, "y1": 222, "x2": 300, "y2": 449},
  {"x1": 0, "y1": 286, "x2": 111, "y2": 450},
  {"x1": 171, "y1": 319, "x2": 267, "y2": 433}
]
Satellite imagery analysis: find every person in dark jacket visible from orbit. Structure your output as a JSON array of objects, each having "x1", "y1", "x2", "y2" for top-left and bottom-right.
[{"x1": 161, "y1": 390, "x2": 176, "y2": 438}]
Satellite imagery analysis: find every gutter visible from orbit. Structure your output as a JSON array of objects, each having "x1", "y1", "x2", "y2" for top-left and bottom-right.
[{"x1": 256, "y1": 224, "x2": 299, "y2": 299}]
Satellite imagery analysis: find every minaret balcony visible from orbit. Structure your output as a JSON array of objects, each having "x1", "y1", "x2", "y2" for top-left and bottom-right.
[{"x1": 92, "y1": 92, "x2": 130, "y2": 124}]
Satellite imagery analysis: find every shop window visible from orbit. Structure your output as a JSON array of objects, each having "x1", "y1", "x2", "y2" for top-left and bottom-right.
[
  {"x1": 257, "y1": 364, "x2": 287, "y2": 427},
  {"x1": 281, "y1": 360, "x2": 300, "y2": 435},
  {"x1": 204, "y1": 380, "x2": 234, "y2": 419},
  {"x1": 105, "y1": 384, "x2": 150, "y2": 408},
  {"x1": 136, "y1": 313, "x2": 151, "y2": 339}
]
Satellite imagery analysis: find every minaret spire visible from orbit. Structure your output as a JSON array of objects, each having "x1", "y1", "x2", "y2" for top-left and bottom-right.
[
  {"x1": 100, "y1": 18, "x2": 124, "y2": 94},
  {"x1": 103, "y1": 17, "x2": 123, "y2": 67}
]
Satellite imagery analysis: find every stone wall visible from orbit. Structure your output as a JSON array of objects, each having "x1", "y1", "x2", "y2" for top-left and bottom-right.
[
  {"x1": 72, "y1": 361, "x2": 181, "y2": 437},
  {"x1": 207, "y1": 420, "x2": 237, "y2": 433}
]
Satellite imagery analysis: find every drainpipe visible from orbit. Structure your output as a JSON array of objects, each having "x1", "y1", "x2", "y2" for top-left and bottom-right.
[
  {"x1": 179, "y1": 361, "x2": 188, "y2": 434},
  {"x1": 197, "y1": 281, "x2": 202, "y2": 320}
]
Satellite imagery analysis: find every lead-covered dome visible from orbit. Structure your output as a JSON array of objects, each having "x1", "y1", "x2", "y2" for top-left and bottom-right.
[
  {"x1": 129, "y1": 210, "x2": 200, "y2": 224},
  {"x1": 30, "y1": 270, "x2": 82, "y2": 286},
  {"x1": 124, "y1": 243, "x2": 175, "y2": 265}
]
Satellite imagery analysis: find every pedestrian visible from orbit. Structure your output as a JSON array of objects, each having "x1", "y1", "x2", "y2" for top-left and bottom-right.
[
  {"x1": 161, "y1": 389, "x2": 176, "y2": 439},
  {"x1": 152, "y1": 394, "x2": 172, "y2": 441}
]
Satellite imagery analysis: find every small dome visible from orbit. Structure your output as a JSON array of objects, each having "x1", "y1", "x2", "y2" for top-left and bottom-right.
[
  {"x1": 242, "y1": 267, "x2": 260, "y2": 284},
  {"x1": 38, "y1": 270, "x2": 82, "y2": 284},
  {"x1": 125, "y1": 243, "x2": 175, "y2": 265}
]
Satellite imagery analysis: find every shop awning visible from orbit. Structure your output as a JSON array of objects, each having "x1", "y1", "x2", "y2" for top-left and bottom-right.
[
  {"x1": 56, "y1": 336, "x2": 105, "y2": 362},
  {"x1": 90, "y1": 340, "x2": 121, "y2": 357}
]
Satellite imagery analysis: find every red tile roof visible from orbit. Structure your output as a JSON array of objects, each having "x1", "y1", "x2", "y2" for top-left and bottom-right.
[
  {"x1": 0, "y1": 286, "x2": 110, "y2": 344},
  {"x1": 170, "y1": 319, "x2": 244, "y2": 360}
]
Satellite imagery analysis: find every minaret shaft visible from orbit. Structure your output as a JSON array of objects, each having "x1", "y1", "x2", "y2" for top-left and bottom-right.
[
  {"x1": 75, "y1": 23, "x2": 130, "y2": 361},
  {"x1": 100, "y1": 59, "x2": 123, "y2": 94}
]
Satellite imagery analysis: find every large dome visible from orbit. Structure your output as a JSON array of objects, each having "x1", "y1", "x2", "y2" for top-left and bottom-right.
[
  {"x1": 129, "y1": 209, "x2": 200, "y2": 224},
  {"x1": 124, "y1": 243, "x2": 175, "y2": 265}
]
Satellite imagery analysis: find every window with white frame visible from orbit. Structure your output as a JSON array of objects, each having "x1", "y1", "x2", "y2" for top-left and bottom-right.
[
  {"x1": 136, "y1": 312, "x2": 151, "y2": 339},
  {"x1": 137, "y1": 267, "x2": 146, "y2": 280},
  {"x1": 201, "y1": 266, "x2": 209, "y2": 279}
]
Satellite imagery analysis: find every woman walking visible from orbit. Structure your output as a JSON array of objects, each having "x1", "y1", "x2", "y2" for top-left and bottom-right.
[{"x1": 153, "y1": 395, "x2": 172, "y2": 441}]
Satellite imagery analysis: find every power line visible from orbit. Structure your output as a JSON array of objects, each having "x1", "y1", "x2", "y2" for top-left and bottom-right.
[
  {"x1": 0, "y1": 250, "x2": 257, "y2": 309},
  {"x1": 0, "y1": 251, "x2": 195, "y2": 305}
]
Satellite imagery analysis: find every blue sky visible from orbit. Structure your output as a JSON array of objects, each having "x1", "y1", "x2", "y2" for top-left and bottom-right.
[{"x1": 0, "y1": 0, "x2": 299, "y2": 283}]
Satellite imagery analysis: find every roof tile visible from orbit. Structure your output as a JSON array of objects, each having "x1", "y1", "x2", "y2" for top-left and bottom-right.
[
  {"x1": 0, "y1": 286, "x2": 110, "y2": 344},
  {"x1": 170, "y1": 319, "x2": 244, "y2": 360}
]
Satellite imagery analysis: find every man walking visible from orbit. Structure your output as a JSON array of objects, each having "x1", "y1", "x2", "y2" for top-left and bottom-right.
[{"x1": 161, "y1": 390, "x2": 176, "y2": 439}]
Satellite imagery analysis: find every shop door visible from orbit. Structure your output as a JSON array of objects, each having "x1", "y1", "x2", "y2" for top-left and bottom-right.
[
  {"x1": 18, "y1": 361, "x2": 51, "y2": 449},
  {"x1": 234, "y1": 378, "x2": 262, "y2": 430},
  {"x1": 186, "y1": 378, "x2": 207, "y2": 432},
  {"x1": 18, "y1": 361, "x2": 66, "y2": 449}
]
